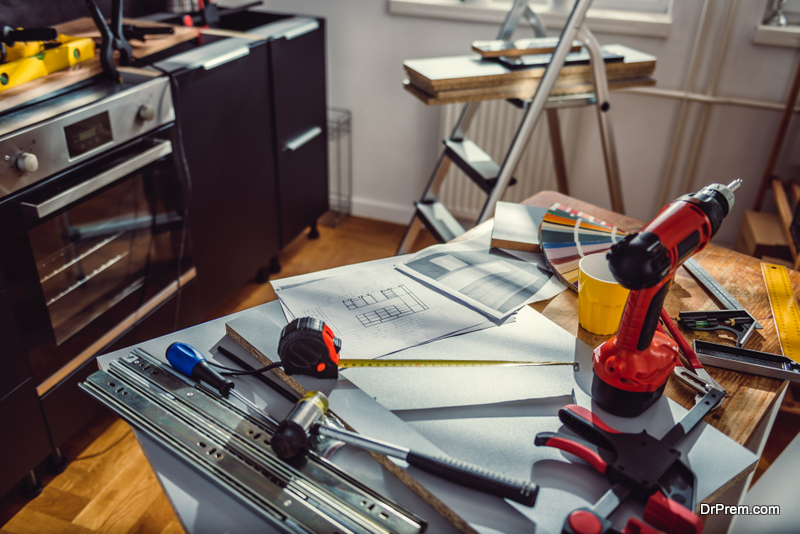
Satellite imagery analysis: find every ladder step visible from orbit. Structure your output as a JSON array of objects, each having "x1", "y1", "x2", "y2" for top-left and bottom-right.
[
  {"x1": 443, "y1": 138, "x2": 516, "y2": 194},
  {"x1": 415, "y1": 200, "x2": 466, "y2": 243}
]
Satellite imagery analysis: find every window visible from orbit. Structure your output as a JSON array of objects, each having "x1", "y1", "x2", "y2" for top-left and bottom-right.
[
  {"x1": 462, "y1": 0, "x2": 670, "y2": 15},
  {"x1": 389, "y1": 0, "x2": 673, "y2": 38},
  {"x1": 763, "y1": 0, "x2": 800, "y2": 26}
]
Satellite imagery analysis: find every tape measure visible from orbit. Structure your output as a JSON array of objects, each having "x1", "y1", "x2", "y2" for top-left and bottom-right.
[
  {"x1": 278, "y1": 317, "x2": 342, "y2": 379},
  {"x1": 338, "y1": 360, "x2": 577, "y2": 370},
  {"x1": 277, "y1": 317, "x2": 577, "y2": 379},
  {"x1": 761, "y1": 263, "x2": 800, "y2": 364}
]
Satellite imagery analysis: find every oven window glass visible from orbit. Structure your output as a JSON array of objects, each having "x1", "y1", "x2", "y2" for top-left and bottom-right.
[{"x1": 28, "y1": 170, "x2": 185, "y2": 346}]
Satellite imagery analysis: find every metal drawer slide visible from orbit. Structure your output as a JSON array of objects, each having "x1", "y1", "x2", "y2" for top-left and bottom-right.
[{"x1": 80, "y1": 348, "x2": 426, "y2": 534}]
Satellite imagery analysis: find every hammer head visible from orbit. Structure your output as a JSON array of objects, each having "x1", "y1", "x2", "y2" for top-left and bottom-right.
[
  {"x1": 270, "y1": 391, "x2": 330, "y2": 459},
  {"x1": 272, "y1": 420, "x2": 311, "y2": 459}
]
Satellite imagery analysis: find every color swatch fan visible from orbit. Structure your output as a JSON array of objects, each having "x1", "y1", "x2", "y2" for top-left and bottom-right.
[{"x1": 539, "y1": 204, "x2": 628, "y2": 291}]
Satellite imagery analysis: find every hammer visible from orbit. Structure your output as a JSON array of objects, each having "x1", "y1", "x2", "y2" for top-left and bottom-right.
[{"x1": 271, "y1": 391, "x2": 538, "y2": 507}]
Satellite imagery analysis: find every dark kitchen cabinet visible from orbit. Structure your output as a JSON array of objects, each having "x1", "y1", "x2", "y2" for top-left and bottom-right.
[
  {"x1": 0, "y1": 12, "x2": 330, "y2": 498},
  {"x1": 0, "y1": 290, "x2": 31, "y2": 400},
  {"x1": 0, "y1": 379, "x2": 51, "y2": 498},
  {"x1": 213, "y1": 12, "x2": 329, "y2": 249},
  {"x1": 0, "y1": 288, "x2": 51, "y2": 497},
  {"x1": 152, "y1": 13, "x2": 329, "y2": 323},
  {"x1": 153, "y1": 36, "x2": 281, "y2": 324},
  {"x1": 264, "y1": 18, "x2": 330, "y2": 248}
]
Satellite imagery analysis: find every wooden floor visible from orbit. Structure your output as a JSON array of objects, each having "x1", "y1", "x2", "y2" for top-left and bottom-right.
[{"x1": 0, "y1": 215, "x2": 797, "y2": 533}]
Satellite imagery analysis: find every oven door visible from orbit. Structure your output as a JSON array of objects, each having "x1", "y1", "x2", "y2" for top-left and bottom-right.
[{"x1": 0, "y1": 129, "x2": 194, "y2": 396}]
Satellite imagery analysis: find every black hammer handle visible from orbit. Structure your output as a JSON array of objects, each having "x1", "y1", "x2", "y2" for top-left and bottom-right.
[
  {"x1": 314, "y1": 422, "x2": 538, "y2": 506},
  {"x1": 406, "y1": 451, "x2": 538, "y2": 507}
]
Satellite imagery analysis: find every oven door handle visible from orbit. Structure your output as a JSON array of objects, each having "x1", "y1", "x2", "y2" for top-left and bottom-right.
[{"x1": 20, "y1": 140, "x2": 173, "y2": 219}]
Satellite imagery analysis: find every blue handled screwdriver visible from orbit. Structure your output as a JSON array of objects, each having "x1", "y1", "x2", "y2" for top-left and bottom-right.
[{"x1": 166, "y1": 342, "x2": 279, "y2": 427}]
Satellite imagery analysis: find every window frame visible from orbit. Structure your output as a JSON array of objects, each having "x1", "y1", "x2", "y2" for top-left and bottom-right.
[{"x1": 388, "y1": 0, "x2": 673, "y2": 39}]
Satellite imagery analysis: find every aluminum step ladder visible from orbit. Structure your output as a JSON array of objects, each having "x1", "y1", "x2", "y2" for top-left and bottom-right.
[{"x1": 396, "y1": 0, "x2": 624, "y2": 255}]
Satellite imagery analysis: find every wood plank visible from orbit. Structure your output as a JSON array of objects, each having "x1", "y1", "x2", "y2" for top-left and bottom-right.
[
  {"x1": 71, "y1": 446, "x2": 154, "y2": 530},
  {"x1": 771, "y1": 178, "x2": 798, "y2": 259},
  {"x1": 471, "y1": 37, "x2": 581, "y2": 58},
  {"x1": 95, "y1": 467, "x2": 162, "y2": 533},
  {"x1": 50, "y1": 418, "x2": 141, "y2": 499},
  {"x1": 0, "y1": 508, "x2": 94, "y2": 534},
  {"x1": 126, "y1": 492, "x2": 179, "y2": 534},
  {"x1": 25, "y1": 486, "x2": 90, "y2": 523},
  {"x1": 55, "y1": 17, "x2": 200, "y2": 60},
  {"x1": 403, "y1": 76, "x2": 656, "y2": 106},
  {"x1": 160, "y1": 520, "x2": 187, "y2": 534},
  {"x1": 404, "y1": 44, "x2": 656, "y2": 93}
]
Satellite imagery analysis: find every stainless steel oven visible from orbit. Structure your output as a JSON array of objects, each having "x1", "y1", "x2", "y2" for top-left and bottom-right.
[{"x1": 0, "y1": 72, "x2": 195, "y2": 409}]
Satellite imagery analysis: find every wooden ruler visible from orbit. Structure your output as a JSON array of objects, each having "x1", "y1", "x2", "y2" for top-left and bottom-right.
[{"x1": 761, "y1": 263, "x2": 800, "y2": 363}]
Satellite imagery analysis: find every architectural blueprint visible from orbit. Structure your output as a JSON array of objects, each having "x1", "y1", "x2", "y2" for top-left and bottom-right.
[
  {"x1": 273, "y1": 260, "x2": 502, "y2": 360},
  {"x1": 397, "y1": 239, "x2": 567, "y2": 320}
]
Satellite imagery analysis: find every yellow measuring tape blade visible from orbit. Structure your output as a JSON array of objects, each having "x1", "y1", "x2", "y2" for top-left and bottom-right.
[
  {"x1": 338, "y1": 359, "x2": 577, "y2": 369},
  {"x1": 761, "y1": 262, "x2": 800, "y2": 363}
]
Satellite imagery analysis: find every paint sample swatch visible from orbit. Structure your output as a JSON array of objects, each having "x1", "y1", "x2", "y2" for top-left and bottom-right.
[{"x1": 539, "y1": 204, "x2": 628, "y2": 291}]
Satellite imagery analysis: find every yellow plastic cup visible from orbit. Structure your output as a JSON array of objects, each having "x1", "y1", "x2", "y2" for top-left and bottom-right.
[{"x1": 578, "y1": 253, "x2": 630, "y2": 335}]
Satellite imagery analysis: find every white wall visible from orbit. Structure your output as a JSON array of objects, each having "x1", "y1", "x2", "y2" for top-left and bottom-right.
[{"x1": 224, "y1": 0, "x2": 800, "y2": 246}]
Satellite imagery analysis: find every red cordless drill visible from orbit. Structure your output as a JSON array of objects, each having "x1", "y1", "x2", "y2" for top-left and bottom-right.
[{"x1": 592, "y1": 180, "x2": 741, "y2": 417}]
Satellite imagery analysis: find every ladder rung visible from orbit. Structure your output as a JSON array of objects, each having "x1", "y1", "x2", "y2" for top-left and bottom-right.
[
  {"x1": 443, "y1": 139, "x2": 516, "y2": 194},
  {"x1": 415, "y1": 201, "x2": 465, "y2": 243},
  {"x1": 507, "y1": 93, "x2": 598, "y2": 110}
]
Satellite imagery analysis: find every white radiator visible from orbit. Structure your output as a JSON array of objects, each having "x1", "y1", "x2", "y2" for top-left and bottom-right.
[{"x1": 438, "y1": 101, "x2": 581, "y2": 221}]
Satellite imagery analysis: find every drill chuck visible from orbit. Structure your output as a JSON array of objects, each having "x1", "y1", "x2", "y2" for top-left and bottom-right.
[{"x1": 608, "y1": 232, "x2": 671, "y2": 290}]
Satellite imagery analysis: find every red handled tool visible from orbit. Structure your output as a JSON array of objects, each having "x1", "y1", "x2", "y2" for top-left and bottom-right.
[
  {"x1": 592, "y1": 180, "x2": 740, "y2": 417},
  {"x1": 535, "y1": 387, "x2": 723, "y2": 534},
  {"x1": 659, "y1": 310, "x2": 726, "y2": 403}
]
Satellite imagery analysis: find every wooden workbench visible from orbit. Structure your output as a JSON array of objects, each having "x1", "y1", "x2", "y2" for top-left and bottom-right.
[{"x1": 505, "y1": 191, "x2": 790, "y2": 451}]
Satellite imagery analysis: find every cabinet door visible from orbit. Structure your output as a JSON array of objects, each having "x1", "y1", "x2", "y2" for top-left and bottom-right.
[
  {"x1": 41, "y1": 356, "x2": 106, "y2": 449},
  {"x1": 176, "y1": 41, "x2": 280, "y2": 312},
  {"x1": 270, "y1": 21, "x2": 329, "y2": 247},
  {"x1": 0, "y1": 379, "x2": 51, "y2": 496},
  {"x1": 0, "y1": 290, "x2": 32, "y2": 399}
]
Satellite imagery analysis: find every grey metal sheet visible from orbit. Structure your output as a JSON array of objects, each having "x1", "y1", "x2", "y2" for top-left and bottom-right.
[{"x1": 99, "y1": 301, "x2": 759, "y2": 533}]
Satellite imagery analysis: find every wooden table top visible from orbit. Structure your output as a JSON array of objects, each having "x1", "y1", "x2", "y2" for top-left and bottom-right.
[{"x1": 512, "y1": 191, "x2": 791, "y2": 449}]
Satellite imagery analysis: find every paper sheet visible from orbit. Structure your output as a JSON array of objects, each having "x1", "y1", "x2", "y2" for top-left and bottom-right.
[
  {"x1": 274, "y1": 260, "x2": 502, "y2": 360},
  {"x1": 223, "y1": 302, "x2": 760, "y2": 534},
  {"x1": 397, "y1": 239, "x2": 567, "y2": 321}
]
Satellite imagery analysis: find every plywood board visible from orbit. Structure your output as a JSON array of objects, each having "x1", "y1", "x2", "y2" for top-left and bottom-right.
[
  {"x1": 404, "y1": 44, "x2": 655, "y2": 93},
  {"x1": 471, "y1": 37, "x2": 581, "y2": 58},
  {"x1": 403, "y1": 76, "x2": 655, "y2": 106}
]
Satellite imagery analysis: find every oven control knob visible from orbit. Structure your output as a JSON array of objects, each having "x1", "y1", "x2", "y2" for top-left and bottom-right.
[
  {"x1": 16, "y1": 153, "x2": 38, "y2": 173},
  {"x1": 137, "y1": 104, "x2": 156, "y2": 122}
]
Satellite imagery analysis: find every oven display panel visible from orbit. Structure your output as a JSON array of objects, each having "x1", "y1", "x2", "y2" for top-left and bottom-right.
[{"x1": 65, "y1": 112, "x2": 113, "y2": 158}]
